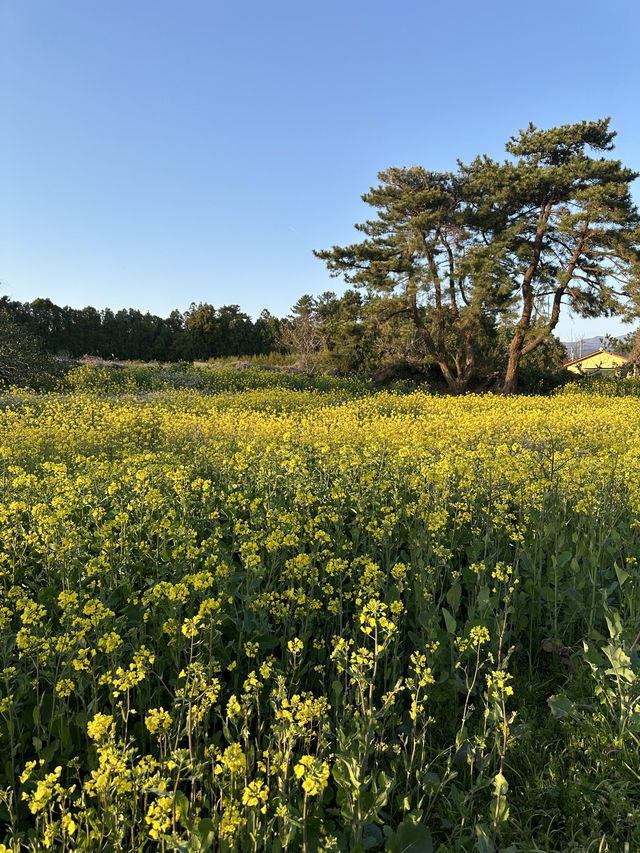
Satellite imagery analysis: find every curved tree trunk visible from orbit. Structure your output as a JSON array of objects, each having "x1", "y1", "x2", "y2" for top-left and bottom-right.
[{"x1": 502, "y1": 352, "x2": 520, "y2": 395}]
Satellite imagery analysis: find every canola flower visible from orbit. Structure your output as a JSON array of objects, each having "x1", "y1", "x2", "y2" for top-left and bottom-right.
[
  {"x1": 87, "y1": 713, "x2": 114, "y2": 742},
  {"x1": 293, "y1": 756, "x2": 330, "y2": 796},
  {"x1": 242, "y1": 779, "x2": 269, "y2": 809},
  {"x1": 145, "y1": 707, "x2": 172, "y2": 736},
  {"x1": 1, "y1": 379, "x2": 640, "y2": 850},
  {"x1": 145, "y1": 795, "x2": 173, "y2": 840}
]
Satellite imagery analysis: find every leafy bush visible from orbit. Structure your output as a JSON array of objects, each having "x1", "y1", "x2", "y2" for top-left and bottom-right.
[
  {"x1": 558, "y1": 375, "x2": 640, "y2": 397},
  {"x1": 0, "y1": 311, "x2": 61, "y2": 389}
]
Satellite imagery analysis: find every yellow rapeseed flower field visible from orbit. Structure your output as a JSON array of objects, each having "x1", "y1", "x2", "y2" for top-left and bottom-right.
[{"x1": 1, "y1": 378, "x2": 640, "y2": 850}]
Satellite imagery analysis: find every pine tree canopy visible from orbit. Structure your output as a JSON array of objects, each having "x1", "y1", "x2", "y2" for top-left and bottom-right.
[{"x1": 315, "y1": 118, "x2": 640, "y2": 393}]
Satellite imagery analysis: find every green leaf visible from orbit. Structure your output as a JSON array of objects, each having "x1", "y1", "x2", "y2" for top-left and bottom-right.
[
  {"x1": 442, "y1": 608, "x2": 456, "y2": 635},
  {"x1": 375, "y1": 771, "x2": 394, "y2": 810},
  {"x1": 614, "y1": 561, "x2": 630, "y2": 588},
  {"x1": 493, "y1": 772, "x2": 508, "y2": 795},
  {"x1": 582, "y1": 643, "x2": 603, "y2": 668},
  {"x1": 548, "y1": 693, "x2": 581, "y2": 720},
  {"x1": 196, "y1": 818, "x2": 215, "y2": 851},
  {"x1": 41, "y1": 739, "x2": 59, "y2": 762},
  {"x1": 385, "y1": 819, "x2": 433, "y2": 853},
  {"x1": 605, "y1": 610, "x2": 624, "y2": 640},
  {"x1": 174, "y1": 790, "x2": 189, "y2": 827},
  {"x1": 556, "y1": 550, "x2": 572, "y2": 568},
  {"x1": 603, "y1": 644, "x2": 636, "y2": 682},
  {"x1": 446, "y1": 582, "x2": 461, "y2": 612},
  {"x1": 477, "y1": 586, "x2": 491, "y2": 610},
  {"x1": 492, "y1": 772, "x2": 509, "y2": 824},
  {"x1": 332, "y1": 755, "x2": 361, "y2": 793},
  {"x1": 474, "y1": 823, "x2": 495, "y2": 853},
  {"x1": 363, "y1": 823, "x2": 384, "y2": 850}
]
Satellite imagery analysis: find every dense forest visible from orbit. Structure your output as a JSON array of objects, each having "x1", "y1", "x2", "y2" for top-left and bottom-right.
[
  {"x1": 0, "y1": 290, "x2": 427, "y2": 370},
  {"x1": 0, "y1": 291, "x2": 574, "y2": 392},
  {"x1": 0, "y1": 296, "x2": 283, "y2": 362}
]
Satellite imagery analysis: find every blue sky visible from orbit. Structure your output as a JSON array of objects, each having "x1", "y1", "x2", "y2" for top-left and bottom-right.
[{"x1": 2, "y1": 0, "x2": 639, "y2": 341}]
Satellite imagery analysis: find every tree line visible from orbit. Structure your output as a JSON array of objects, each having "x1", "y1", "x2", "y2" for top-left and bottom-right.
[
  {"x1": 0, "y1": 297, "x2": 283, "y2": 362},
  {"x1": 0, "y1": 288, "x2": 569, "y2": 391},
  {"x1": 2, "y1": 119, "x2": 639, "y2": 392}
]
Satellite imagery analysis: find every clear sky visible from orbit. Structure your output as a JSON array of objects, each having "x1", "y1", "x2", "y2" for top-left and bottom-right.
[{"x1": 2, "y1": 0, "x2": 639, "y2": 341}]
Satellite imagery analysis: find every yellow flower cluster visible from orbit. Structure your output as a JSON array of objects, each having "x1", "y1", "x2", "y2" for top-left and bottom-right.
[
  {"x1": 87, "y1": 712, "x2": 114, "y2": 742},
  {"x1": 22, "y1": 765, "x2": 63, "y2": 815},
  {"x1": 242, "y1": 779, "x2": 269, "y2": 809},
  {"x1": 287, "y1": 637, "x2": 304, "y2": 655},
  {"x1": 293, "y1": 756, "x2": 330, "y2": 796},
  {"x1": 145, "y1": 707, "x2": 172, "y2": 736},
  {"x1": 359, "y1": 598, "x2": 397, "y2": 639},
  {"x1": 487, "y1": 670, "x2": 514, "y2": 698},
  {"x1": 145, "y1": 795, "x2": 173, "y2": 840},
  {"x1": 275, "y1": 691, "x2": 330, "y2": 731}
]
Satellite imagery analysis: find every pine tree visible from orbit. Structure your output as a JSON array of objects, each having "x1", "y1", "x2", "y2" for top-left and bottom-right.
[
  {"x1": 315, "y1": 119, "x2": 640, "y2": 393},
  {"x1": 315, "y1": 168, "x2": 494, "y2": 393},
  {"x1": 466, "y1": 119, "x2": 640, "y2": 393}
]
